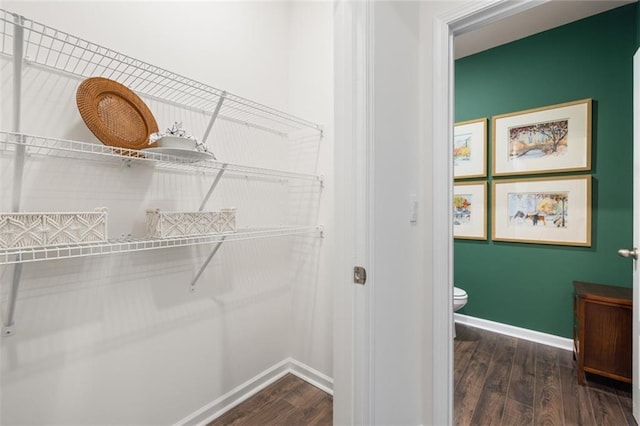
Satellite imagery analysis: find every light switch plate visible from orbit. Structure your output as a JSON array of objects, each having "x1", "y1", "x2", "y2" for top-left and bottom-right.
[{"x1": 409, "y1": 194, "x2": 418, "y2": 223}]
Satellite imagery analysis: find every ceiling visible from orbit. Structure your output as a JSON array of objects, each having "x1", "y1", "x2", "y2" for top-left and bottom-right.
[{"x1": 454, "y1": 0, "x2": 636, "y2": 59}]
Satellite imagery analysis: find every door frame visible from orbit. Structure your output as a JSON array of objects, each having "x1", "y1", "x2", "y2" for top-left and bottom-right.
[
  {"x1": 334, "y1": 1, "x2": 555, "y2": 424},
  {"x1": 333, "y1": 1, "x2": 375, "y2": 424},
  {"x1": 430, "y1": 1, "x2": 551, "y2": 423}
]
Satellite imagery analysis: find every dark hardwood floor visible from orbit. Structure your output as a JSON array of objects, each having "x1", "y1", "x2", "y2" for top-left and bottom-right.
[
  {"x1": 208, "y1": 324, "x2": 636, "y2": 425},
  {"x1": 455, "y1": 323, "x2": 636, "y2": 426},
  {"x1": 208, "y1": 374, "x2": 332, "y2": 426}
]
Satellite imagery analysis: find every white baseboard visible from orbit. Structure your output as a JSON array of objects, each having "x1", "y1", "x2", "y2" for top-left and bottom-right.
[
  {"x1": 287, "y1": 358, "x2": 334, "y2": 395},
  {"x1": 454, "y1": 313, "x2": 573, "y2": 352},
  {"x1": 175, "y1": 358, "x2": 334, "y2": 426}
]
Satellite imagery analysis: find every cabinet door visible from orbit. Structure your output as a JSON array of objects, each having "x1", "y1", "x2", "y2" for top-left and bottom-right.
[
  {"x1": 573, "y1": 294, "x2": 580, "y2": 356},
  {"x1": 583, "y1": 300, "x2": 632, "y2": 380}
]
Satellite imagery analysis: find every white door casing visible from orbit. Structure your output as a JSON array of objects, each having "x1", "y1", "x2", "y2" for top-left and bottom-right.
[
  {"x1": 431, "y1": 1, "x2": 552, "y2": 424},
  {"x1": 333, "y1": 1, "x2": 374, "y2": 424}
]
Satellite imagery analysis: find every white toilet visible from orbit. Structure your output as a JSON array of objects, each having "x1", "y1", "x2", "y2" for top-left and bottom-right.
[
  {"x1": 453, "y1": 286, "x2": 468, "y2": 312},
  {"x1": 453, "y1": 286, "x2": 468, "y2": 338}
]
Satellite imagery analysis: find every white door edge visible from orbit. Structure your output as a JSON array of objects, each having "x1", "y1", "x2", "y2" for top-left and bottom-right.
[{"x1": 333, "y1": 1, "x2": 374, "y2": 424}]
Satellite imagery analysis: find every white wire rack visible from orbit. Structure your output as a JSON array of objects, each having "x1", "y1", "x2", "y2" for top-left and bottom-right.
[
  {"x1": 0, "y1": 226, "x2": 321, "y2": 265},
  {"x1": 0, "y1": 9, "x2": 326, "y2": 336},
  {"x1": 0, "y1": 131, "x2": 322, "y2": 182},
  {"x1": 0, "y1": 9, "x2": 322, "y2": 137}
]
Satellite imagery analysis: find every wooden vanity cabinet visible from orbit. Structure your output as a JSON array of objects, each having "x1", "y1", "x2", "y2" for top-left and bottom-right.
[{"x1": 573, "y1": 281, "x2": 632, "y2": 385}]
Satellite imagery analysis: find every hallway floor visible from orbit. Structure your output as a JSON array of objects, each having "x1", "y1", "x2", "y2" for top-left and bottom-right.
[
  {"x1": 206, "y1": 323, "x2": 635, "y2": 425},
  {"x1": 455, "y1": 323, "x2": 636, "y2": 425},
  {"x1": 208, "y1": 374, "x2": 332, "y2": 426}
]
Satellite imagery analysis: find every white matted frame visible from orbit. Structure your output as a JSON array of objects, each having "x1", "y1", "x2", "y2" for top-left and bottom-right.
[
  {"x1": 492, "y1": 175, "x2": 592, "y2": 246},
  {"x1": 454, "y1": 181, "x2": 487, "y2": 240},
  {"x1": 492, "y1": 99, "x2": 592, "y2": 176},
  {"x1": 454, "y1": 118, "x2": 487, "y2": 179}
]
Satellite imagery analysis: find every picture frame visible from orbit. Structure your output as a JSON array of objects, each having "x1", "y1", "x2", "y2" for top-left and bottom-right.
[
  {"x1": 492, "y1": 175, "x2": 591, "y2": 247},
  {"x1": 454, "y1": 181, "x2": 487, "y2": 240},
  {"x1": 454, "y1": 118, "x2": 487, "y2": 179},
  {"x1": 492, "y1": 99, "x2": 591, "y2": 176}
]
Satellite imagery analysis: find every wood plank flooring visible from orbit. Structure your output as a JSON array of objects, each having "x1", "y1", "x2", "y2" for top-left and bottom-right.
[
  {"x1": 208, "y1": 374, "x2": 332, "y2": 426},
  {"x1": 455, "y1": 323, "x2": 636, "y2": 426},
  {"x1": 208, "y1": 324, "x2": 635, "y2": 425}
]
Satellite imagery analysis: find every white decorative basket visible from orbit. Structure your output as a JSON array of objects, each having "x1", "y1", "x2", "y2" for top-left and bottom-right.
[
  {"x1": 0, "y1": 208, "x2": 108, "y2": 249},
  {"x1": 146, "y1": 208, "x2": 236, "y2": 238}
]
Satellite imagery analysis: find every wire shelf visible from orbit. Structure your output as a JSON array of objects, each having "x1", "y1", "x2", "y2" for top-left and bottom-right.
[
  {"x1": 0, "y1": 9, "x2": 322, "y2": 137},
  {"x1": 0, "y1": 226, "x2": 321, "y2": 265},
  {"x1": 0, "y1": 132, "x2": 322, "y2": 182}
]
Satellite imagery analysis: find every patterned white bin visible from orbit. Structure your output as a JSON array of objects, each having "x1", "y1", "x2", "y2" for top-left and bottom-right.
[
  {"x1": 0, "y1": 209, "x2": 108, "y2": 249},
  {"x1": 146, "y1": 208, "x2": 236, "y2": 238}
]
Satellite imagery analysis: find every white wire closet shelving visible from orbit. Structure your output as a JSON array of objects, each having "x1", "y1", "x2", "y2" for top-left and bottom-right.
[
  {"x1": 0, "y1": 9, "x2": 325, "y2": 336},
  {"x1": 0, "y1": 9, "x2": 323, "y2": 137},
  {"x1": 0, "y1": 226, "x2": 321, "y2": 265},
  {"x1": 0, "y1": 132, "x2": 323, "y2": 183}
]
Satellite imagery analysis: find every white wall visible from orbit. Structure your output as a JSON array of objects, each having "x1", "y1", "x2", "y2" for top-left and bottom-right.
[
  {"x1": 372, "y1": 2, "x2": 422, "y2": 424},
  {"x1": 0, "y1": 2, "x2": 333, "y2": 425},
  {"x1": 368, "y1": 2, "x2": 463, "y2": 424},
  {"x1": 286, "y1": 2, "x2": 334, "y2": 375},
  {"x1": 3, "y1": 1, "x2": 293, "y2": 110},
  {"x1": 330, "y1": 2, "x2": 457, "y2": 424}
]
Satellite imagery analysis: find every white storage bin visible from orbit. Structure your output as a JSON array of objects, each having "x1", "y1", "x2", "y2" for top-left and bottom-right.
[
  {"x1": 0, "y1": 209, "x2": 108, "y2": 249},
  {"x1": 146, "y1": 208, "x2": 236, "y2": 238}
]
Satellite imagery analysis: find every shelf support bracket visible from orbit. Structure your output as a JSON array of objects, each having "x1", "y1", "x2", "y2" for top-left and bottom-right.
[
  {"x1": 190, "y1": 237, "x2": 226, "y2": 293},
  {"x1": 189, "y1": 91, "x2": 229, "y2": 292},
  {"x1": 11, "y1": 15, "x2": 25, "y2": 212},
  {"x1": 3, "y1": 14, "x2": 25, "y2": 338},
  {"x1": 3, "y1": 262, "x2": 23, "y2": 337},
  {"x1": 200, "y1": 91, "x2": 227, "y2": 159},
  {"x1": 198, "y1": 163, "x2": 228, "y2": 211}
]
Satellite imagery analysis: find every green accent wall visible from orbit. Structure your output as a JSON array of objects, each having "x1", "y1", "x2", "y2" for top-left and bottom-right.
[
  {"x1": 454, "y1": 4, "x2": 636, "y2": 338},
  {"x1": 637, "y1": 2, "x2": 640, "y2": 47}
]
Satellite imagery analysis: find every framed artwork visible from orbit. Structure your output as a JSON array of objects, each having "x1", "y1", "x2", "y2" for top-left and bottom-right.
[
  {"x1": 492, "y1": 175, "x2": 591, "y2": 247},
  {"x1": 454, "y1": 118, "x2": 487, "y2": 179},
  {"x1": 492, "y1": 99, "x2": 591, "y2": 176},
  {"x1": 454, "y1": 181, "x2": 487, "y2": 240}
]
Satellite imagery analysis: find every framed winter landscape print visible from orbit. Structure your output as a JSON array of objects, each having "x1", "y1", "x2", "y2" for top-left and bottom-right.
[
  {"x1": 454, "y1": 118, "x2": 487, "y2": 179},
  {"x1": 492, "y1": 99, "x2": 591, "y2": 176},
  {"x1": 454, "y1": 181, "x2": 487, "y2": 240},
  {"x1": 492, "y1": 175, "x2": 591, "y2": 247}
]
